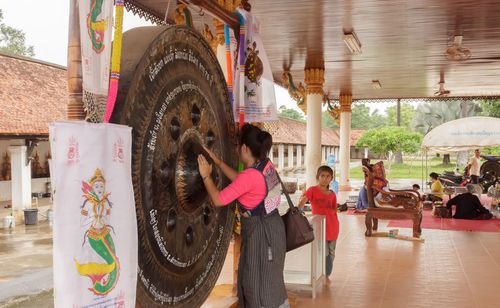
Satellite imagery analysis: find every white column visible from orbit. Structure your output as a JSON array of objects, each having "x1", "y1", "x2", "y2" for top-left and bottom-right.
[
  {"x1": 278, "y1": 144, "x2": 285, "y2": 170},
  {"x1": 321, "y1": 146, "x2": 326, "y2": 164},
  {"x1": 269, "y1": 145, "x2": 274, "y2": 164},
  {"x1": 339, "y1": 94, "x2": 352, "y2": 190},
  {"x1": 305, "y1": 93, "x2": 323, "y2": 188},
  {"x1": 287, "y1": 144, "x2": 294, "y2": 169},
  {"x1": 305, "y1": 68, "x2": 324, "y2": 188},
  {"x1": 9, "y1": 146, "x2": 32, "y2": 212},
  {"x1": 297, "y1": 145, "x2": 303, "y2": 167}
]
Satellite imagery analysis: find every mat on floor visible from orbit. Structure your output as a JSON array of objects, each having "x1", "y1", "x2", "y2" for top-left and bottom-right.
[{"x1": 387, "y1": 209, "x2": 500, "y2": 232}]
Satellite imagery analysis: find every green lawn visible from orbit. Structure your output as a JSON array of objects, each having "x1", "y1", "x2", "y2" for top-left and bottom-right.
[{"x1": 349, "y1": 158, "x2": 460, "y2": 180}]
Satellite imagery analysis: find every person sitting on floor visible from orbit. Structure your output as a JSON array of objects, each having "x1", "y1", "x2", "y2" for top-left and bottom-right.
[
  {"x1": 412, "y1": 184, "x2": 426, "y2": 201},
  {"x1": 426, "y1": 172, "x2": 444, "y2": 202},
  {"x1": 446, "y1": 184, "x2": 493, "y2": 220}
]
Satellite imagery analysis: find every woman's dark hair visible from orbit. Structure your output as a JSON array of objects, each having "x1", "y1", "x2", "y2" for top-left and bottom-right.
[
  {"x1": 412, "y1": 184, "x2": 420, "y2": 190},
  {"x1": 429, "y1": 172, "x2": 439, "y2": 180},
  {"x1": 240, "y1": 124, "x2": 272, "y2": 161},
  {"x1": 316, "y1": 165, "x2": 334, "y2": 179}
]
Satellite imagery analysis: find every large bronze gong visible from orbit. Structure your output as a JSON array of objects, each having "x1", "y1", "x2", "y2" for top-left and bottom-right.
[{"x1": 111, "y1": 26, "x2": 237, "y2": 307}]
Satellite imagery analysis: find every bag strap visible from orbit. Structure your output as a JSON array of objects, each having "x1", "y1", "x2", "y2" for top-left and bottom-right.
[{"x1": 275, "y1": 172, "x2": 295, "y2": 211}]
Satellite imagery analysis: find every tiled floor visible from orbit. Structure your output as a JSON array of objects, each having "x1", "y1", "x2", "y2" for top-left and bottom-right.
[
  {"x1": 214, "y1": 213, "x2": 500, "y2": 308},
  {"x1": 2, "y1": 211, "x2": 500, "y2": 307},
  {"x1": 296, "y1": 213, "x2": 500, "y2": 308}
]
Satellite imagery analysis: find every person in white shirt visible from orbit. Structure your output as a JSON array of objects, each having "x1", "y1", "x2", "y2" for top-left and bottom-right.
[{"x1": 467, "y1": 149, "x2": 481, "y2": 184}]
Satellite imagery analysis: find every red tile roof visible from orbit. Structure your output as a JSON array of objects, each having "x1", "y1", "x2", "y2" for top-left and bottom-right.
[
  {"x1": 0, "y1": 52, "x2": 67, "y2": 136},
  {"x1": 263, "y1": 117, "x2": 365, "y2": 146},
  {"x1": 350, "y1": 129, "x2": 365, "y2": 146}
]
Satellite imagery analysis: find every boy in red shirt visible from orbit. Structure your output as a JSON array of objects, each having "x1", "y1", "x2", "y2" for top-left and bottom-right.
[{"x1": 298, "y1": 165, "x2": 339, "y2": 278}]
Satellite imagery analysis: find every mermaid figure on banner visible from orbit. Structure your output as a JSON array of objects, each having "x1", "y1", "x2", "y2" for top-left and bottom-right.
[{"x1": 75, "y1": 168, "x2": 120, "y2": 296}]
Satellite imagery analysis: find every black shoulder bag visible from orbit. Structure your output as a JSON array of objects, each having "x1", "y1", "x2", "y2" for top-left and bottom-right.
[{"x1": 276, "y1": 173, "x2": 315, "y2": 252}]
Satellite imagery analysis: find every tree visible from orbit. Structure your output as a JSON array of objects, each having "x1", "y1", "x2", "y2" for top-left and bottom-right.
[
  {"x1": 278, "y1": 105, "x2": 305, "y2": 121},
  {"x1": 356, "y1": 126, "x2": 422, "y2": 164},
  {"x1": 412, "y1": 100, "x2": 480, "y2": 164},
  {"x1": 412, "y1": 100, "x2": 480, "y2": 135},
  {"x1": 386, "y1": 103, "x2": 416, "y2": 163},
  {"x1": 321, "y1": 103, "x2": 387, "y2": 130},
  {"x1": 483, "y1": 146, "x2": 500, "y2": 156},
  {"x1": 0, "y1": 9, "x2": 35, "y2": 57},
  {"x1": 386, "y1": 103, "x2": 416, "y2": 129},
  {"x1": 350, "y1": 103, "x2": 372, "y2": 129},
  {"x1": 351, "y1": 103, "x2": 387, "y2": 129},
  {"x1": 481, "y1": 99, "x2": 500, "y2": 118},
  {"x1": 369, "y1": 109, "x2": 387, "y2": 128}
]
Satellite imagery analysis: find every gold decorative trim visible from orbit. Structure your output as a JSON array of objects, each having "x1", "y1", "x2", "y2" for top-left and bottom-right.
[
  {"x1": 202, "y1": 24, "x2": 218, "y2": 54},
  {"x1": 175, "y1": 3, "x2": 192, "y2": 26},
  {"x1": 304, "y1": 68, "x2": 324, "y2": 95},
  {"x1": 213, "y1": 19, "x2": 226, "y2": 46},
  {"x1": 216, "y1": 0, "x2": 242, "y2": 13},
  {"x1": 324, "y1": 95, "x2": 340, "y2": 124},
  {"x1": 282, "y1": 70, "x2": 307, "y2": 114},
  {"x1": 339, "y1": 94, "x2": 353, "y2": 112}
]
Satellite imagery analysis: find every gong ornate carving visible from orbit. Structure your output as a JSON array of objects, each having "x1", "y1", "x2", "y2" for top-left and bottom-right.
[{"x1": 112, "y1": 26, "x2": 237, "y2": 307}]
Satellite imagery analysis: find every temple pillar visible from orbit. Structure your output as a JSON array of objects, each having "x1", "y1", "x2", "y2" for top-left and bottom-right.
[
  {"x1": 67, "y1": 0, "x2": 85, "y2": 119},
  {"x1": 287, "y1": 144, "x2": 294, "y2": 169},
  {"x1": 278, "y1": 144, "x2": 285, "y2": 170},
  {"x1": 297, "y1": 145, "x2": 303, "y2": 167},
  {"x1": 321, "y1": 146, "x2": 326, "y2": 163},
  {"x1": 9, "y1": 146, "x2": 32, "y2": 215},
  {"x1": 339, "y1": 94, "x2": 352, "y2": 191},
  {"x1": 304, "y1": 68, "x2": 324, "y2": 188}
]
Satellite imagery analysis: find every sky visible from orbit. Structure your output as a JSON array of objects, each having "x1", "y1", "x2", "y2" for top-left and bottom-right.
[{"x1": 0, "y1": 0, "x2": 395, "y2": 114}]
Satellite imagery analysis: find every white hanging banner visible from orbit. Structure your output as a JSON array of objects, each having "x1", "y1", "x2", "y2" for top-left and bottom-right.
[
  {"x1": 78, "y1": 0, "x2": 113, "y2": 95},
  {"x1": 233, "y1": 8, "x2": 278, "y2": 122},
  {"x1": 50, "y1": 121, "x2": 137, "y2": 308}
]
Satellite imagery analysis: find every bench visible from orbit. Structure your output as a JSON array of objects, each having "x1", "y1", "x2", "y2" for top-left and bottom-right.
[{"x1": 364, "y1": 163, "x2": 423, "y2": 238}]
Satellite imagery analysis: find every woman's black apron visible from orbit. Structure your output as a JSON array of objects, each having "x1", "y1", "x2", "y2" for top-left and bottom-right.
[{"x1": 237, "y1": 159, "x2": 289, "y2": 308}]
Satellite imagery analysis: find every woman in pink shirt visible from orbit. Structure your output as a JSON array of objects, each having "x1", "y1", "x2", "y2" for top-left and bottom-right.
[{"x1": 198, "y1": 124, "x2": 288, "y2": 308}]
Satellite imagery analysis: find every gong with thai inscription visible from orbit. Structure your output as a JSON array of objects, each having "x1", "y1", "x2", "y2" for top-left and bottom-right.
[{"x1": 111, "y1": 26, "x2": 237, "y2": 307}]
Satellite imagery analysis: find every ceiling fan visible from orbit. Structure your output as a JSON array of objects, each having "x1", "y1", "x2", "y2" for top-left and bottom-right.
[
  {"x1": 434, "y1": 71, "x2": 450, "y2": 97},
  {"x1": 445, "y1": 35, "x2": 471, "y2": 61}
]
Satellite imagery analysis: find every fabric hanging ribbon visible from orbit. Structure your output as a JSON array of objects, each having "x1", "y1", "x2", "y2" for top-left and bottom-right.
[
  {"x1": 104, "y1": 0, "x2": 124, "y2": 123},
  {"x1": 236, "y1": 11, "x2": 245, "y2": 125},
  {"x1": 224, "y1": 24, "x2": 234, "y2": 110}
]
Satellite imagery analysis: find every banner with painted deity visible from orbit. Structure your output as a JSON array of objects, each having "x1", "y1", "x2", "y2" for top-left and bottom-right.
[
  {"x1": 232, "y1": 8, "x2": 278, "y2": 123},
  {"x1": 79, "y1": 0, "x2": 114, "y2": 95},
  {"x1": 50, "y1": 121, "x2": 137, "y2": 308}
]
